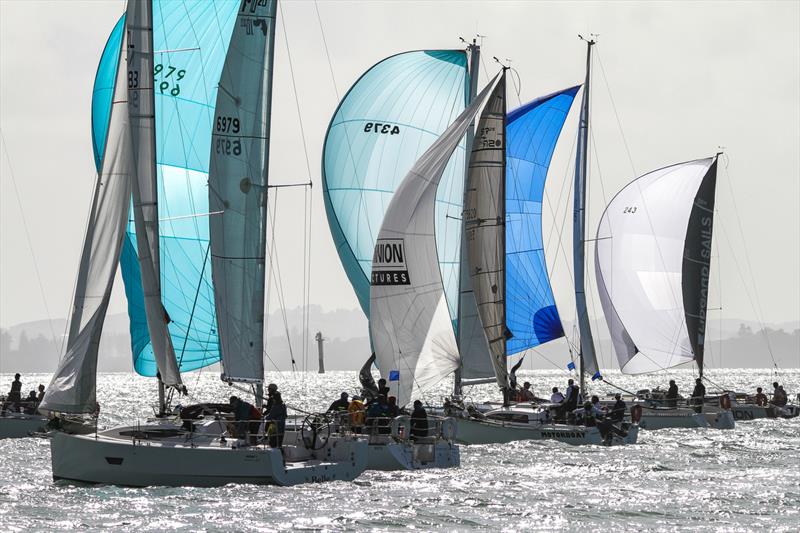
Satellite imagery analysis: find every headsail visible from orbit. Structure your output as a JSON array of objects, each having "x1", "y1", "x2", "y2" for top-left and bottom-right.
[
  {"x1": 209, "y1": 0, "x2": 277, "y2": 383},
  {"x1": 370, "y1": 74, "x2": 501, "y2": 407},
  {"x1": 505, "y1": 87, "x2": 579, "y2": 354},
  {"x1": 595, "y1": 157, "x2": 718, "y2": 375},
  {"x1": 463, "y1": 71, "x2": 508, "y2": 388},
  {"x1": 92, "y1": 1, "x2": 240, "y2": 376},
  {"x1": 322, "y1": 50, "x2": 468, "y2": 319},
  {"x1": 126, "y1": 0, "x2": 181, "y2": 386},
  {"x1": 40, "y1": 27, "x2": 132, "y2": 414}
]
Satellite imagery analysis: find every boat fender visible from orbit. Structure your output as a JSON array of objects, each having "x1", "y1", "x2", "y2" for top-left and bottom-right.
[
  {"x1": 719, "y1": 394, "x2": 731, "y2": 410},
  {"x1": 440, "y1": 417, "x2": 457, "y2": 441},
  {"x1": 390, "y1": 416, "x2": 411, "y2": 441},
  {"x1": 630, "y1": 404, "x2": 643, "y2": 423}
]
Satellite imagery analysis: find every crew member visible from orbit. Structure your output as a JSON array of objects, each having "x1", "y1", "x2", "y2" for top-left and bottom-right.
[
  {"x1": 771, "y1": 382, "x2": 788, "y2": 407},
  {"x1": 327, "y1": 392, "x2": 350, "y2": 414},
  {"x1": 754, "y1": 387, "x2": 768, "y2": 406},
  {"x1": 264, "y1": 392, "x2": 287, "y2": 448},
  {"x1": 691, "y1": 378, "x2": 706, "y2": 413},
  {"x1": 410, "y1": 400, "x2": 429, "y2": 439},
  {"x1": 518, "y1": 382, "x2": 535, "y2": 402},
  {"x1": 666, "y1": 380, "x2": 679, "y2": 407},
  {"x1": 348, "y1": 395, "x2": 365, "y2": 433},
  {"x1": 609, "y1": 393, "x2": 626, "y2": 423}
]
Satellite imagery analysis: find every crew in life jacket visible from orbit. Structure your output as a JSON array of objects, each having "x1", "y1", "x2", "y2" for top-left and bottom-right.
[{"x1": 348, "y1": 396, "x2": 365, "y2": 433}]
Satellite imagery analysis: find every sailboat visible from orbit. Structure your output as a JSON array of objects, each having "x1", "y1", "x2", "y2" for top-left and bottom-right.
[
  {"x1": 43, "y1": 0, "x2": 366, "y2": 487},
  {"x1": 322, "y1": 47, "x2": 466, "y2": 469},
  {"x1": 594, "y1": 156, "x2": 735, "y2": 430}
]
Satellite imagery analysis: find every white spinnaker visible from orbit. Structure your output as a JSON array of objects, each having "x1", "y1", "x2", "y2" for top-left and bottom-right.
[
  {"x1": 463, "y1": 72, "x2": 508, "y2": 387},
  {"x1": 370, "y1": 74, "x2": 501, "y2": 407},
  {"x1": 595, "y1": 158, "x2": 716, "y2": 374},
  {"x1": 40, "y1": 35, "x2": 132, "y2": 414},
  {"x1": 209, "y1": 0, "x2": 276, "y2": 383},
  {"x1": 126, "y1": 0, "x2": 181, "y2": 385}
]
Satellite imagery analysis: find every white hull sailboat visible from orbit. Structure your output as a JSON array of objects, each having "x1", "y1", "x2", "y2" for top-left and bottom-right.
[
  {"x1": 51, "y1": 427, "x2": 367, "y2": 487},
  {"x1": 42, "y1": 0, "x2": 368, "y2": 486},
  {"x1": 0, "y1": 412, "x2": 48, "y2": 439}
]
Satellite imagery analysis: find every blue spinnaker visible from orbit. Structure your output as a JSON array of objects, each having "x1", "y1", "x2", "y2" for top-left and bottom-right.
[
  {"x1": 92, "y1": 0, "x2": 240, "y2": 376},
  {"x1": 322, "y1": 50, "x2": 468, "y2": 320},
  {"x1": 505, "y1": 86, "x2": 579, "y2": 354}
]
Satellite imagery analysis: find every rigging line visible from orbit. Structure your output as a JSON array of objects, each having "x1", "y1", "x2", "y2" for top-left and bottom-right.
[
  {"x1": 595, "y1": 47, "x2": 636, "y2": 177},
  {"x1": 717, "y1": 216, "x2": 781, "y2": 373},
  {"x1": 720, "y1": 163, "x2": 777, "y2": 362},
  {"x1": 175, "y1": 242, "x2": 210, "y2": 368},
  {"x1": 278, "y1": 1, "x2": 313, "y2": 181},
  {"x1": 265, "y1": 189, "x2": 297, "y2": 371},
  {"x1": 313, "y1": 0, "x2": 340, "y2": 100},
  {"x1": 305, "y1": 185, "x2": 314, "y2": 374},
  {"x1": 0, "y1": 130, "x2": 59, "y2": 353},
  {"x1": 302, "y1": 185, "x2": 308, "y2": 372}
]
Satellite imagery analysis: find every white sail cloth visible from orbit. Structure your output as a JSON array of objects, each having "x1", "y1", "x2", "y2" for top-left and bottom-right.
[
  {"x1": 126, "y1": 0, "x2": 182, "y2": 386},
  {"x1": 463, "y1": 73, "x2": 508, "y2": 387},
  {"x1": 595, "y1": 157, "x2": 717, "y2": 374},
  {"x1": 370, "y1": 74, "x2": 501, "y2": 407},
  {"x1": 40, "y1": 35, "x2": 132, "y2": 414},
  {"x1": 209, "y1": 0, "x2": 276, "y2": 383}
]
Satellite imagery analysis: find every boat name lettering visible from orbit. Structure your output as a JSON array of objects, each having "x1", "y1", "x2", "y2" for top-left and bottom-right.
[
  {"x1": 539, "y1": 430, "x2": 585, "y2": 439},
  {"x1": 364, "y1": 122, "x2": 400, "y2": 135}
]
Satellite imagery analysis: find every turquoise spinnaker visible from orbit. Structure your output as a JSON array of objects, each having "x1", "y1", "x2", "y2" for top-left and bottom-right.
[
  {"x1": 92, "y1": 1, "x2": 240, "y2": 376},
  {"x1": 322, "y1": 50, "x2": 468, "y2": 322},
  {"x1": 505, "y1": 86, "x2": 579, "y2": 354}
]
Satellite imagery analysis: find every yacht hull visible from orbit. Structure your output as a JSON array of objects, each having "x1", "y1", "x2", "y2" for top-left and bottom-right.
[
  {"x1": 454, "y1": 418, "x2": 638, "y2": 446},
  {"x1": 50, "y1": 429, "x2": 367, "y2": 487},
  {"x1": 0, "y1": 413, "x2": 48, "y2": 439},
  {"x1": 365, "y1": 439, "x2": 460, "y2": 470}
]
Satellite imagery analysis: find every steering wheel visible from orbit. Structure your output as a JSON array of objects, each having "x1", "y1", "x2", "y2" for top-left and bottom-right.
[{"x1": 300, "y1": 413, "x2": 332, "y2": 451}]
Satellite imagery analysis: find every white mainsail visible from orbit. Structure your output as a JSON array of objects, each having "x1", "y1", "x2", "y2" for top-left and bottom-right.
[
  {"x1": 209, "y1": 0, "x2": 277, "y2": 383},
  {"x1": 369, "y1": 74, "x2": 501, "y2": 406},
  {"x1": 595, "y1": 157, "x2": 718, "y2": 375},
  {"x1": 40, "y1": 33, "x2": 132, "y2": 414},
  {"x1": 463, "y1": 71, "x2": 508, "y2": 388},
  {"x1": 126, "y1": 0, "x2": 181, "y2": 386}
]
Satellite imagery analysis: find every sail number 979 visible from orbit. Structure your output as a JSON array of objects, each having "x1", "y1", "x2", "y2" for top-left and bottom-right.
[{"x1": 364, "y1": 122, "x2": 400, "y2": 135}]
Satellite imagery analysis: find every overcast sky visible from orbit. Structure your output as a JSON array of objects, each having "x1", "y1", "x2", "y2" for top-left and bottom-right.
[{"x1": 1, "y1": 0, "x2": 798, "y2": 338}]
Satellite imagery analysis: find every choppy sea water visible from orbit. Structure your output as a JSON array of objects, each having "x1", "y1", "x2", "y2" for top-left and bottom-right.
[{"x1": 1, "y1": 368, "x2": 798, "y2": 532}]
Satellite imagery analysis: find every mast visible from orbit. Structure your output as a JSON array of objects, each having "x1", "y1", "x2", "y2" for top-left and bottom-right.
[
  {"x1": 574, "y1": 36, "x2": 599, "y2": 394},
  {"x1": 454, "y1": 38, "x2": 481, "y2": 397}
]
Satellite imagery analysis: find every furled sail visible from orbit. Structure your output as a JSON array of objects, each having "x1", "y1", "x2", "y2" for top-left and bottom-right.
[
  {"x1": 209, "y1": 0, "x2": 277, "y2": 383},
  {"x1": 463, "y1": 71, "x2": 508, "y2": 388},
  {"x1": 595, "y1": 157, "x2": 718, "y2": 375},
  {"x1": 40, "y1": 28, "x2": 132, "y2": 414},
  {"x1": 322, "y1": 50, "x2": 468, "y2": 320},
  {"x1": 370, "y1": 74, "x2": 501, "y2": 407},
  {"x1": 505, "y1": 86, "x2": 579, "y2": 354},
  {"x1": 93, "y1": 1, "x2": 240, "y2": 376},
  {"x1": 126, "y1": 0, "x2": 181, "y2": 386},
  {"x1": 573, "y1": 43, "x2": 600, "y2": 380}
]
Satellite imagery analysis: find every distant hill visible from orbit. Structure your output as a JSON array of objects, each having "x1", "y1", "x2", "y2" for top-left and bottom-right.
[{"x1": 0, "y1": 307, "x2": 797, "y2": 374}]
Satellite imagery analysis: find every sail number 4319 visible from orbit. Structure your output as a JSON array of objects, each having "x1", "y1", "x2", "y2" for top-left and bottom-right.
[{"x1": 364, "y1": 122, "x2": 400, "y2": 135}]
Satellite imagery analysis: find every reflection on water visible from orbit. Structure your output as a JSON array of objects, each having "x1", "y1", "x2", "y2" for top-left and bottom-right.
[{"x1": 1, "y1": 368, "x2": 798, "y2": 531}]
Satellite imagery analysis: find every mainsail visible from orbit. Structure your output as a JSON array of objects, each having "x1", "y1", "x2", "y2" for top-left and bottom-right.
[
  {"x1": 322, "y1": 50, "x2": 468, "y2": 319},
  {"x1": 370, "y1": 74, "x2": 501, "y2": 406},
  {"x1": 93, "y1": 1, "x2": 240, "y2": 376},
  {"x1": 209, "y1": 0, "x2": 277, "y2": 383},
  {"x1": 595, "y1": 157, "x2": 718, "y2": 375},
  {"x1": 40, "y1": 26, "x2": 132, "y2": 414},
  {"x1": 463, "y1": 71, "x2": 508, "y2": 388},
  {"x1": 126, "y1": 0, "x2": 181, "y2": 386}
]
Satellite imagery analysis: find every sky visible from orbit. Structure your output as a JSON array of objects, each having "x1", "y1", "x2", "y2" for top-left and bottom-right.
[{"x1": 1, "y1": 0, "x2": 798, "y2": 342}]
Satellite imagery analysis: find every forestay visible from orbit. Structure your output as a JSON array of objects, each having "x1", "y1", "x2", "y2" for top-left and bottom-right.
[
  {"x1": 209, "y1": 0, "x2": 277, "y2": 383},
  {"x1": 370, "y1": 74, "x2": 501, "y2": 407},
  {"x1": 463, "y1": 72, "x2": 507, "y2": 387},
  {"x1": 505, "y1": 87, "x2": 579, "y2": 355},
  {"x1": 322, "y1": 50, "x2": 468, "y2": 320},
  {"x1": 41, "y1": 30, "x2": 132, "y2": 414},
  {"x1": 595, "y1": 157, "x2": 718, "y2": 375},
  {"x1": 126, "y1": 0, "x2": 182, "y2": 386}
]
